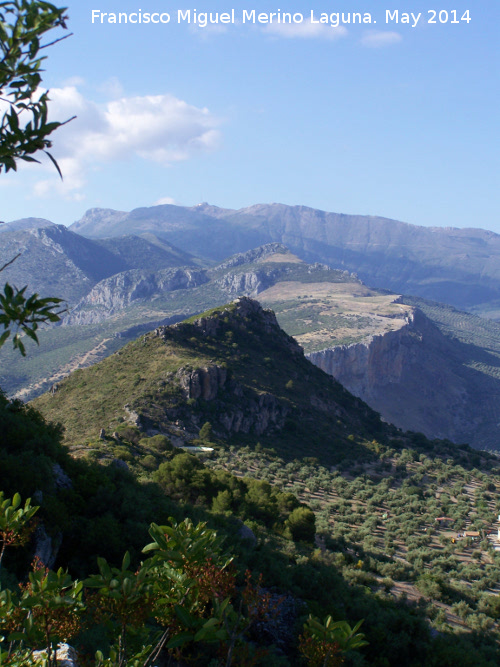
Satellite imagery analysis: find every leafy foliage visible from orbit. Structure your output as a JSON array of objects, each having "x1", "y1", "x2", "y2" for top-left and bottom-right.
[
  {"x1": 0, "y1": 0, "x2": 73, "y2": 174},
  {"x1": 0, "y1": 491, "x2": 38, "y2": 568},
  {"x1": 0, "y1": 280, "x2": 64, "y2": 355},
  {"x1": 300, "y1": 615, "x2": 368, "y2": 664},
  {"x1": 2, "y1": 510, "x2": 330, "y2": 666}
]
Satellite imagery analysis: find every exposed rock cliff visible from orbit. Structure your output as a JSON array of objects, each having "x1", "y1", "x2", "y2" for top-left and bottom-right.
[
  {"x1": 307, "y1": 308, "x2": 480, "y2": 444},
  {"x1": 214, "y1": 269, "x2": 277, "y2": 296},
  {"x1": 175, "y1": 362, "x2": 289, "y2": 436},
  {"x1": 177, "y1": 365, "x2": 228, "y2": 401},
  {"x1": 218, "y1": 391, "x2": 289, "y2": 436},
  {"x1": 64, "y1": 267, "x2": 208, "y2": 324}
]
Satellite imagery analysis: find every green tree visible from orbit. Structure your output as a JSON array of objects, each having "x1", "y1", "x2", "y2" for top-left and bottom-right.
[
  {"x1": 0, "y1": 1, "x2": 71, "y2": 354},
  {"x1": 286, "y1": 506, "x2": 316, "y2": 542},
  {"x1": 198, "y1": 421, "x2": 213, "y2": 442},
  {"x1": 0, "y1": 0, "x2": 73, "y2": 174},
  {"x1": 299, "y1": 615, "x2": 368, "y2": 667}
]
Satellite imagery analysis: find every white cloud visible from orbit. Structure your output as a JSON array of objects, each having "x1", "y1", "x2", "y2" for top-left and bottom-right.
[
  {"x1": 361, "y1": 31, "x2": 402, "y2": 48},
  {"x1": 153, "y1": 196, "x2": 177, "y2": 205},
  {"x1": 263, "y1": 19, "x2": 348, "y2": 39},
  {"x1": 31, "y1": 86, "x2": 221, "y2": 199}
]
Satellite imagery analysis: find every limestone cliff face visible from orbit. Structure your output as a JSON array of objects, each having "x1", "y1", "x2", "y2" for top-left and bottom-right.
[
  {"x1": 308, "y1": 310, "x2": 423, "y2": 398},
  {"x1": 177, "y1": 365, "x2": 228, "y2": 401},
  {"x1": 307, "y1": 308, "x2": 478, "y2": 443},
  {"x1": 64, "y1": 267, "x2": 208, "y2": 324},
  {"x1": 218, "y1": 392, "x2": 289, "y2": 436},
  {"x1": 175, "y1": 362, "x2": 289, "y2": 436},
  {"x1": 214, "y1": 269, "x2": 277, "y2": 296}
]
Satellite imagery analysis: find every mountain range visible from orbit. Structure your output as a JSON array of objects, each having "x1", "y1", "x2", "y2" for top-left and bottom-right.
[
  {"x1": 2, "y1": 203, "x2": 500, "y2": 450},
  {"x1": 68, "y1": 202, "x2": 500, "y2": 319}
]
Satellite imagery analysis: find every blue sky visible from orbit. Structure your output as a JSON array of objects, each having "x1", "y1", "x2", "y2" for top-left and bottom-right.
[{"x1": 2, "y1": 0, "x2": 499, "y2": 232}]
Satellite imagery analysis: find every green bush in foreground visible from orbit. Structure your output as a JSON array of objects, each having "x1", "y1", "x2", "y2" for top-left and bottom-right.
[{"x1": 0, "y1": 493, "x2": 365, "y2": 667}]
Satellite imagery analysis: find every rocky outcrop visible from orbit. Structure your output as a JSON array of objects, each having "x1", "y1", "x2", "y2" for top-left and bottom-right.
[
  {"x1": 237, "y1": 521, "x2": 257, "y2": 545},
  {"x1": 33, "y1": 643, "x2": 80, "y2": 666},
  {"x1": 153, "y1": 299, "x2": 297, "y2": 436},
  {"x1": 307, "y1": 308, "x2": 477, "y2": 442},
  {"x1": 64, "y1": 267, "x2": 208, "y2": 324},
  {"x1": 124, "y1": 404, "x2": 141, "y2": 427},
  {"x1": 177, "y1": 365, "x2": 228, "y2": 400},
  {"x1": 214, "y1": 269, "x2": 277, "y2": 296},
  {"x1": 191, "y1": 296, "x2": 303, "y2": 353},
  {"x1": 218, "y1": 391, "x2": 289, "y2": 436},
  {"x1": 173, "y1": 366, "x2": 289, "y2": 436},
  {"x1": 156, "y1": 296, "x2": 302, "y2": 356},
  {"x1": 52, "y1": 463, "x2": 72, "y2": 490},
  {"x1": 34, "y1": 524, "x2": 61, "y2": 570}
]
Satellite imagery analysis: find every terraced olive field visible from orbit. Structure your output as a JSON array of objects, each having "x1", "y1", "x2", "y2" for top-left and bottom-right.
[{"x1": 208, "y1": 443, "x2": 500, "y2": 635}]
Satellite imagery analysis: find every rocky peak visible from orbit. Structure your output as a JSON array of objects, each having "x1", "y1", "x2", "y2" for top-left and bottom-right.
[
  {"x1": 0, "y1": 217, "x2": 56, "y2": 233},
  {"x1": 161, "y1": 297, "x2": 303, "y2": 354}
]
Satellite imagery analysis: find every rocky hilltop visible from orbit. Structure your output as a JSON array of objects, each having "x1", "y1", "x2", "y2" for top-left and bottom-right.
[
  {"x1": 152, "y1": 297, "x2": 305, "y2": 437},
  {"x1": 33, "y1": 297, "x2": 375, "y2": 460}
]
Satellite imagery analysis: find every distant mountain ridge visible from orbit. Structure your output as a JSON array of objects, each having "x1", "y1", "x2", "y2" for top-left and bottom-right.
[
  {"x1": 65, "y1": 202, "x2": 500, "y2": 318},
  {"x1": 0, "y1": 224, "x2": 127, "y2": 304},
  {"x1": 0, "y1": 217, "x2": 56, "y2": 233}
]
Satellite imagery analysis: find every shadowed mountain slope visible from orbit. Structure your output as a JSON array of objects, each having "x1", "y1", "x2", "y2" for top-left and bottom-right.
[
  {"x1": 0, "y1": 224, "x2": 128, "y2": 304},
  {"x1": 95, "y1": 233, "x2": 200, "y2": 271},
  {"x1": 0, "y1": 225, "x2": 201, "y2": 307}
]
